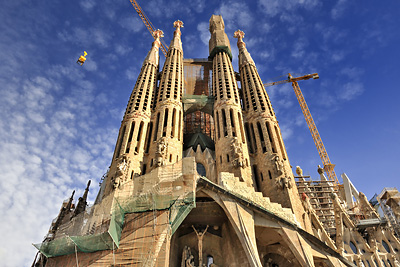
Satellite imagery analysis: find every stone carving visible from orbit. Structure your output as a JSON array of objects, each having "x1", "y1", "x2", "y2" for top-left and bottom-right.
[
  {"x1": 317, "y1": 165, "x2": 324, "y2": 175},
  {"x1": 114, "y1": 155, "x2": 128, "y2": 188},
  {"x1": 231, "y1": 138, "x2": 244, "y2": 168},
  {"x1": 181, "y1": 246, "x2": 194, "y2": 267},
  {"x1": 192, "y1": 225, "x2": 209, "y2": 267},
  {"x1": 278, "y1": 177, "x2": 292, "y2": 190},
  {"x1": 272, "y1": 155, "x2": 283, "y2": 176},
  {"x1": 296, "y1": 166, "x2": 303, "y2": 176},
  {"x1": 155, "y1": 137, "x2": 168, "y2": 167}
]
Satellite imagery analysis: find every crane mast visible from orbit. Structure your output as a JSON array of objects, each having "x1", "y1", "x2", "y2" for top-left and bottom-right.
[
  {"x1": 129, "y1": 0, "x2": 168, "y2": 57},
  {"x1": 265, "y1": 73, "x2": 339, "y2": 184}
]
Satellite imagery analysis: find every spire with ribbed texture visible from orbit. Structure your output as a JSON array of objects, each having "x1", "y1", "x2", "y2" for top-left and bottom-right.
[
  {"x1": 209, "y1": 16, "x2": 253, "y2": 188},
  {"x1": 102, "y1": 32, "x2": 161, "y2": 197},
  {"x1": 234, "y1": 30, "x2": 309, "y2": 230},
  {"x1": 147, "y1": 21, "x2": 184, "y2": 171}
]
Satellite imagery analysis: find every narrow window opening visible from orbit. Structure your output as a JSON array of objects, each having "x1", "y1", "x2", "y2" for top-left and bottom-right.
[
  {"x1": 145, "y1": 122, "x2": 153, "y2": 153},
  {"x1": 245, "y1": 123, "x2": 254, "y2": 153},
  {"x1": 178, "y1": 111, "x2": 182, "y2": 141},
  {"x1": 257, "y1": 122, "x2": 266, "y2": 153},
  {"x1": 216, "y1": 111, "x2": 221, "y2": 139},
  {"x1": 250, "y1": 123, "x2": 257, "y2": 152},
  {"x1": 153, "y1": 113, "x2": 160, "y2": 141},
  {"x1": 275, "y1": 126, "x2": 286, "y2": 160},
  {"x1": 230, "y1": 109, "x2": 236, "y2": 137},
  {"x1": 125, "y1": 121, "x2": 135, "y2": 153},
  {"x1": 130, "y1": 171, "x2": 134, "y2": 180},
  {"x1": 169, "y1": 154, "x2": 172, "y2": 162},
  {"x1": 268, "y1": 170, "x2": 272, "y2": 180},
  {"x1": 266, "y1": 122, "x2": 277, "y2": 153},
  {"x1": 222, "y1": 109, "x2": 228, "y2": 137},
  {"x1": 220, "y1": 156, "x2": 222, "y2": 163},
  {"x1": 171, "y1": 108, "x2": 176, "y2": 138},
  {"x1": 238, "y1": 112, "x2": 245, "y2": 143},
  {"x1": 150, "y1": 159, "x2": 153, "y2": 167},
  {"x1": 135, "y1": 122, "x2": 144, "y2": 153},
  {"x1": 163, "y1": 109, "x2": 169, "y2": 137},
  {"x1": 260, "y1": 172, "x2": 264, "y2": 181},
  {"x1": 115, "y1": 125, "x2": 126, "y2": 158},
  {"x1": 227, "y1": 154, "x2": 230, "y2": 162}
]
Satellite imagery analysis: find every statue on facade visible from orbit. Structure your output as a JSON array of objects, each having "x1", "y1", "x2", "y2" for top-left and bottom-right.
[
  {"x1": 272, "y1": 155, "x2": 283, "y2": 176},
  {"x1": 156, "y1": 138, "x2": 168, "y2": 167},
  {"x1": 296, "y1": 166, "x2": 303, "y2": 177},
  {"x1": 231, "y1": 138, "x2": 244, "y2": 168},
  {"x1": 113, "y1": 155, "x2": 128, "y2": 188},
  {"x1": 192, "y1": 225, "x2": 209, "y2": 267},
  {"x1": 181, "y1": 246, "x2": 195, "y2": 267}
]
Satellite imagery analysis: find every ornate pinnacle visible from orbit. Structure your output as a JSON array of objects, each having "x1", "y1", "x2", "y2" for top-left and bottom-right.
[
  {"x1": 233, "y1": 30, "x2": 246, "y2": 49},
  {"x1": 173, "y1": 20, "x2": 184, "y2": 29},
  {"x1": 233, "y1": 30, "x2": 245, "y2": 40},
  {"x1": 153, "y1": 29, "x2": 164, "y2": 40}
]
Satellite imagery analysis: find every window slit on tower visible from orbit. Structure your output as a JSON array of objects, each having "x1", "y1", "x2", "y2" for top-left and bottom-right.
[
  {"x1": 115, "y1": 125, "x2": 126, "y2": 159},
  {"x1": 222, "y1": 109, "x2": 228, "y2": 137},
  {"x1": 171, "y1": 108, "x2": 176, "y2": 138},
  {"x1": 216, "y1": 111, "x2": 221, "y2": 139},
  {"x1": 145, "y1": 122, "x2": 153, "y2": 153},
  {"x1": 163, "y1": 109, "x2": 169, "y2": 137},
  {"x1": 238, "y1": 112, "x2": 245, "y2": 143},
  {"x1": 178, "y1": 110, "x2": 182, "y2": 141},
  {"x1": 125, "y1": 121, "x2": 135, "y2": 154},
  {"x1": 250, "y1": 123, "x2": 257, "y2": 152},
  {"x1": 135, "y1": 122, "x2": 144, "y2": 153},
  {"x1": 266, "y1": 122, "x2": 277, "y2": 153},
  {"x1": 257, "y1": 122, "x2": 267, "y2": 153},
  {"x1": 153, "y1": 113, "x2": 160, "y2": 141},
  {"x1": 275, "y1": 125, "x2": 286, "y2": 160},
  {"x1": 230, "y1": 109, "x2": 236, "y2": 137},
  {"x1": 244, "y1": 123, "x2": 254, "y2": 153}
]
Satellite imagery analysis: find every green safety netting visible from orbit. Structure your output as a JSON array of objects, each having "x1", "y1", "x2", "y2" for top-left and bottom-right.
[{"x1": 34, "y1": 158, "x2": 197, "y2": 258}]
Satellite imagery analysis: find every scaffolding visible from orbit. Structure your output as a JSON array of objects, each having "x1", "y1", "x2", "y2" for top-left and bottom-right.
[
  {"x1": 33, "y1": 158, "x2": 197, "y2": 263},
  {"x1": 295, "y1": 176, "x2": 337, "y2": 236}
]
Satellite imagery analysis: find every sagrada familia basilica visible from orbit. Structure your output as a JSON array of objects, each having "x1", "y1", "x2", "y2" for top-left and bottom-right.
[{"x1": 33, "y1": 15, "x2": 400, "y2": 267}]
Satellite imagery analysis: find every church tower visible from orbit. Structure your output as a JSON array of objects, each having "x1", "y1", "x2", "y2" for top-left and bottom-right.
[
  {"x1": 147, "y1": 20, "x2": 184, "y2": 171},
  {"x1": 233, "y1": 30, "x2": 308, "y2": 228},
  {"x1": 209, "y1": 15, "x2": 253, "y2": 187},
  {"x1": 102, "y1": 29, "x2": 163, "y2": 197}
]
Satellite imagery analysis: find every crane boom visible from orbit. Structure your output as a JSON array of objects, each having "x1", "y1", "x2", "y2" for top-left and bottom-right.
[
  {"x1": 129, "y1": 0, "x2": 168, "y2": 57},
  {"x1": 264, "y1": 73, "x2": 339, "y2": 184}
]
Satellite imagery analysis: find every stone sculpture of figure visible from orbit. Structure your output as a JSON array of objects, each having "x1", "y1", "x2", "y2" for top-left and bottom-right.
[
  {"x1": 273, "y1": 155, "x2": 283, "y2": 176},
  {"x1": 317, "y1": 165, "x2": 324, "y2": 175},
  {"x1": 192, "y1": 225, "x2": 209, "y2": 267},
  {"x1": 296, "y1": 166, "x2": 303, "y2": 176},
  {"x1": 181, "y1": 246, "x2": 194, "y2": 267},
  {"x1": 231, "y1": 138, "x2": 244, "y2": 168},
  {"x1": 156, "y1": 138, "x2": 168, "y2": 167},
  {"x1": 116, "y1": 155, "x2": 128, "y2": 176}
]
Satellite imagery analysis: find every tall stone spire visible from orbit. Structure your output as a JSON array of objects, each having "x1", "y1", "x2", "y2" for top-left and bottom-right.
[
  {"x1": 147, "y1": 21, "x2": 184, "y2": 171},
  {"x1": 234, "y1": 30, "x2": 308, "y2": 228},
  {"x1": 103, "y1": 30, "x2": 162, "y2": 197},
  {"x1": 209, "y1": 16, "x2": 253, "y2": 187}
]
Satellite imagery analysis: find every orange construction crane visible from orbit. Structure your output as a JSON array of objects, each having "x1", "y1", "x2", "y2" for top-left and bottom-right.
[
  {"x1": 264, "y1": 73, "x2": 339, "y2": 185},
  {"x1": 129, "y1": 0, "x2": 168, "y2": 57}
]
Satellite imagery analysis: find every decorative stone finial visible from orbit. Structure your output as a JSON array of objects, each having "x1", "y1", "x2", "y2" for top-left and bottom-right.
[
  {"x1": 233, "y1": 30, "x2": 246, "y2": 49},
  {"x1": 153, "y1": 29, "x2": 164, "y2": 40},
  {"x1": 173, "y1": 20, "x2": 184, "y2": 29}
]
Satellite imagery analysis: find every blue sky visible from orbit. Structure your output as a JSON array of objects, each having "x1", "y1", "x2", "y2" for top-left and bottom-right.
[{"x1": 1, "y1": 0, "x2": 399, "y2": 266}]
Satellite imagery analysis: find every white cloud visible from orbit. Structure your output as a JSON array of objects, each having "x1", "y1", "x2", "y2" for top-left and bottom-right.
[
  {"x1": 197, "y1": 22, "x2": 209, "y2": 46},
  {"x1": 337, "y1": 81, "x2": 364, "y2": 101},
  {"x1": 331, "y1": 0, "x2": 348, "y2": 19},
  {"x1": 80, "y1": 0, "x2": 96, "y2": 12},
  {"x1": 215, "y1": 1, "x2": 254, "y2": 31},
  {"x1": 258, "y1": 0, "x2": 320, "y2": 17}
]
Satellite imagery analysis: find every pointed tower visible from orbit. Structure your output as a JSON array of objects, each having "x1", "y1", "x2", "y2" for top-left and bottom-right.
[
  {"x1": 209, "y1": 15, "x2": 253, "y2": 187},
  {"x1": 147, "y1": 21, "x2": 184, "y2": 170},
  {"x1": 234, "y1": 30, "x2": 308, "y2": 227},
  {"x1": 102, "y1": 30, "x2": 163, "y2": 197}
]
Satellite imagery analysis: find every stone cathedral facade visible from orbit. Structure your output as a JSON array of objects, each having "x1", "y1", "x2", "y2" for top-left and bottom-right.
[{"x1": 33, "y1": 16, "x2": 400, "y2": 267}]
